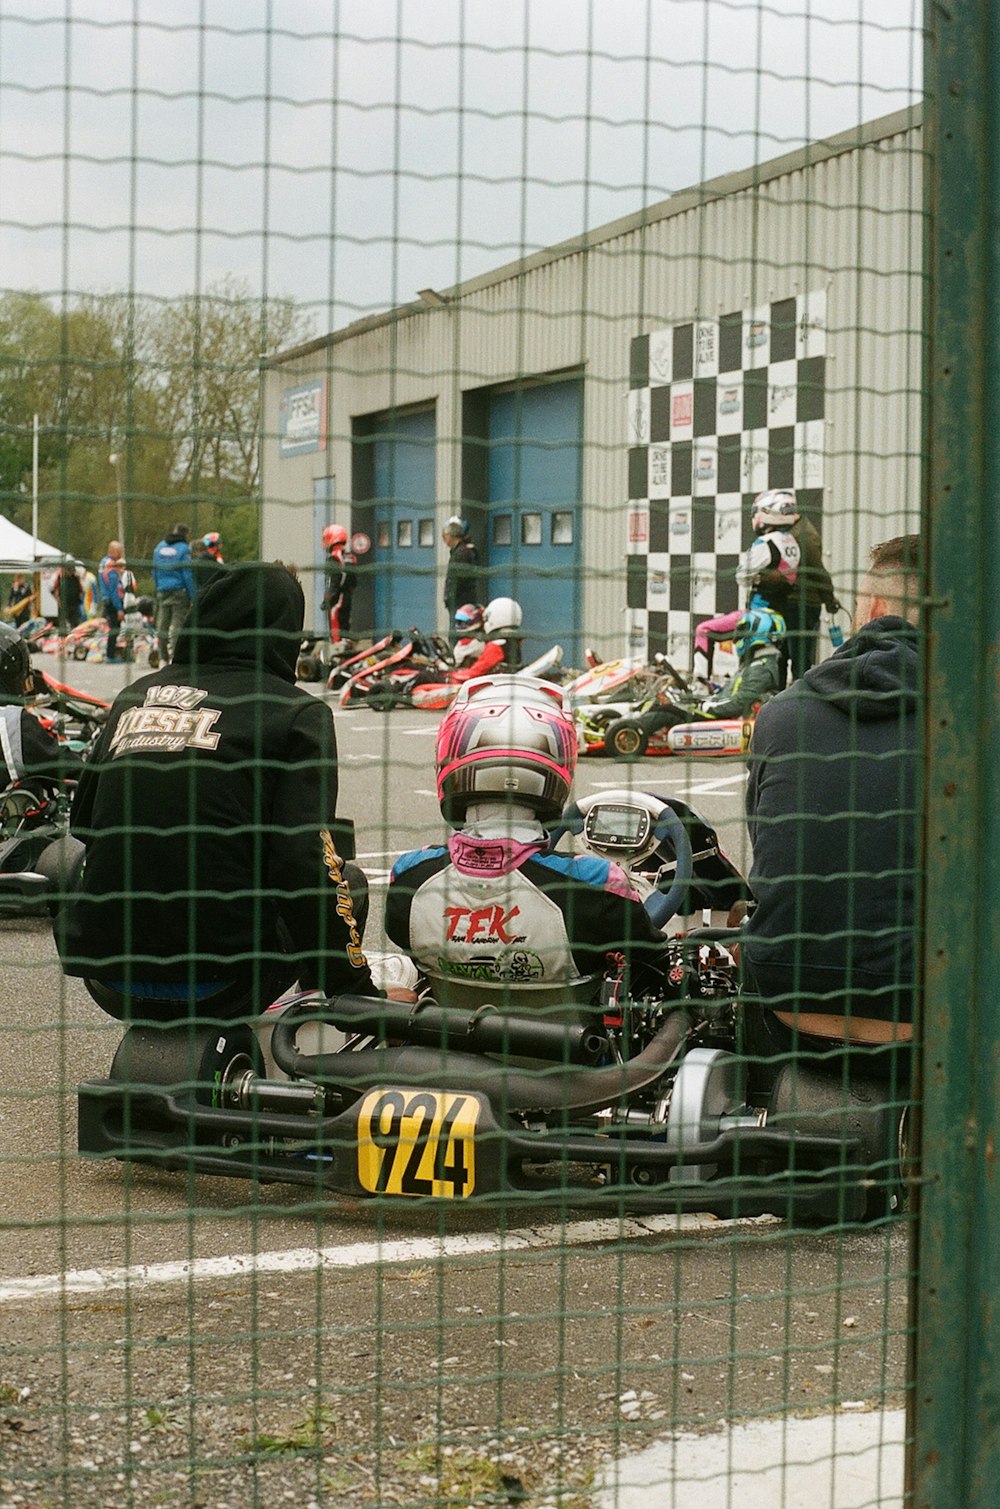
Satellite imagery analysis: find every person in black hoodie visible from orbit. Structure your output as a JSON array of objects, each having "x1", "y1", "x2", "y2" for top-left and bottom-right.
[
  {"x1": 742, "y1": 535, "x2": 921, "y2": 1070},
  {"x1": 55, "y1": 562, "x2": 376, "y2": 1020}
]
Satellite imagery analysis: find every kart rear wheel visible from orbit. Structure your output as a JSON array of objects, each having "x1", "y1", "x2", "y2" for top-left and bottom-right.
[
  {"x1": 296, "y1": 654, "x2": 320, "y2": 682},
  {"x1": 605, "y1": 718, "x2": 649, "y2": 760},
  {"x1": 72, "y1": 643, "x2": 89, "y2": 661},
  {"x1": 109, "y1": 1022, "x2": 262, "y2": 1108}
]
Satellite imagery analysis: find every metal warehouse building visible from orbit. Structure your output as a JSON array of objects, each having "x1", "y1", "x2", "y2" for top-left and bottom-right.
[{"x1": 261, "y1": 104, "x2": 921, "y2": 668}]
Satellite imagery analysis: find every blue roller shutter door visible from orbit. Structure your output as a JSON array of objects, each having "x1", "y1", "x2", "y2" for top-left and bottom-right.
[
  {"x1": 486, "y1": 379, "x2": 583, "y2": 665},
  {"x1": 371, "y1": 408, "x2": 437, "y2": 635}
]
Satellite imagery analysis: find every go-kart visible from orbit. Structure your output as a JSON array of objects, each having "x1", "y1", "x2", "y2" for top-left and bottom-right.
[
  {"x1": 337, "y1": 629, "x2": 457, "y2": 709},
  {"x1": 33, "y1": 671, "x2": 110, "y2": 755},
  {"x1": 575, "y1": 657, "x2": 749, "y2": 759},
  {"x1": 76, "y1": 792, "x2": 910, "y2": 1222},
  {"x1": 0, "y1": 777, "x2": 76, "y2": 915},
  {"x1": 295, "y1": 632, "x2": 383, "y2": 686}
]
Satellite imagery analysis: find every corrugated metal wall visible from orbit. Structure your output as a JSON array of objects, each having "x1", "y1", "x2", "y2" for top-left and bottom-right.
[{"x1": 262, "y1": 109, "x2": 923, "y2": 651}]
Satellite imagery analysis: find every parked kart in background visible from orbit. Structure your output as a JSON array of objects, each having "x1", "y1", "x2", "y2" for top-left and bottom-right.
[
  {"x1": 566, "y1": 654, "x2": 661, "y2": 752},
  {"x1": 34, "y1": 671, "x2": 110, "y2": 756},
  {"x1": 325, "y1": 632, "x2": 407, "y2": 693},
  {"x1": 599, "y1": 659, "x2": 756, "y2": 760},
  {"x1": 295, "y1": 633, "x2": 375, "y2": 685},
  {"x1": 34, "y1": 601, "x2": 160, "y2": 667},
  {"x1": 404, "y1": 644, "x2": 565, "y2": 712},
  {"x1": 337, "y1": 630, "x2": 456, "y2": 709},
  {"x1": 0, "y1": 776, "x2": 75, "y2": 915},
  {"x1": 16, "y1": 616, "x2": 53, "y2": 652},
  {"x1": 0, "y1": 673, "x2": 108, "y2": 914},
  {"x1": 572, "y1": 655, "x2": 716, "y2": 757},
  {"x1": 77, "y1": 790, "x2": 910, "y2": 1223}
]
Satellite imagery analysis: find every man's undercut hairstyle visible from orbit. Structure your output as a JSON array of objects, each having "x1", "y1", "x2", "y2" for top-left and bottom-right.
[
  {"x1": 869, "y1": 534, "x2": 920, "y2": 575},
  {"x1": 866, "y1": 533, "x2": 921, "y2": 623}
]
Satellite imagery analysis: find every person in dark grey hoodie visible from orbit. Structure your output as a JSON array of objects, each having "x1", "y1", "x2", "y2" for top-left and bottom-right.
[{"x1": 743, "y1": 536, "x2": 921, "y2": 1062}]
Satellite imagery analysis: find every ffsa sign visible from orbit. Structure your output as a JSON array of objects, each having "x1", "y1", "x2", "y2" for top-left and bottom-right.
[{"x1": 279, "y1": 377, "x2": 327, "y2": 457}]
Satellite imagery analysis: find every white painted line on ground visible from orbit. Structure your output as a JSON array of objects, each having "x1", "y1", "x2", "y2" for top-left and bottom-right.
[
  {"x1": 596, "y1": 1408, "x2": 906, "y2": 1509},
  {"x1": 0, "y1": 1213, "x2": 774, "y2": 1307}
]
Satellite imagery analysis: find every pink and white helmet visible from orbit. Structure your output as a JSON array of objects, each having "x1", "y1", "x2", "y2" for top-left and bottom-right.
[
  {"x1": 751, "y1": 489, "x2": 800, "y2": 533},
  {"x1": 435, "y1": 675, "x2": 577, "y2": 824}
]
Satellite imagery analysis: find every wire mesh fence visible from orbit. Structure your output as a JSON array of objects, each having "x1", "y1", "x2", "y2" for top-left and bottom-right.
[{"x1": 0, "y1": 2, "x2": 984, "y2": 1506}]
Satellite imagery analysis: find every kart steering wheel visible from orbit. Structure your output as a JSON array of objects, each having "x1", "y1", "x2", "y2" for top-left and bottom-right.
[{"x1": 550, "y1": 797, "x2": 694, "y2": 928}]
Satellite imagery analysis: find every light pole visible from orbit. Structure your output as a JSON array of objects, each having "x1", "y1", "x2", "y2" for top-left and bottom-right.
[{"x1": 108, "y1": 452, "x2": 125, "y2": 551}]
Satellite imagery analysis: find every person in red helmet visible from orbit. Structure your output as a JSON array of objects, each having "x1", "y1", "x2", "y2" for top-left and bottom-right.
[
  {"x1": 192, "y1": 531, "x2": 226, "y2": 595},
  {"x1": 321, "y1": 524, "x2": 356, "y2": 643}
]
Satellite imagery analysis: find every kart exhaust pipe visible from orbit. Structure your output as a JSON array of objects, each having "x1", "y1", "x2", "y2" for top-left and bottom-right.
[
  {"x1": 275, "y1": 994, "x2": 610, "y2": 1067},
  {"x1": 270, "y1": 998, "x2": 688, "y2": 1115}
]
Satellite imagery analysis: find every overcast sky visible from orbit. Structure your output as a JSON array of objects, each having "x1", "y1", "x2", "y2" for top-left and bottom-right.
[{"x1": 0, "y1": 0, "x2": 921, "y2": 338}]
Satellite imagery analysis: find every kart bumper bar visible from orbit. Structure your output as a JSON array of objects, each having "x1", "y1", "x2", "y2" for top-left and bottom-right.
[{"x1": 77, "y1": 1076, "x2": 870, "y2": 1221}]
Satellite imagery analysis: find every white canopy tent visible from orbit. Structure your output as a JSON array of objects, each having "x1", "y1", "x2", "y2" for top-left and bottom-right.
[{"x1": 0, "y1": 515, "x2": 71, "y2": 618}]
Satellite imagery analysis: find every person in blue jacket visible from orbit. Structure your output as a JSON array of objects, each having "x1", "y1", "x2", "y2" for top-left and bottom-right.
[{"x1": 152, "y1": 522, "x2": 195, "y2": 663}]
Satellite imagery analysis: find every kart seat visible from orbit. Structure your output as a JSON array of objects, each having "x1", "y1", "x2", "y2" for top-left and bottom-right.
[{"x1": 421, "y1": 970, "x2": 600, "y2": 1025}]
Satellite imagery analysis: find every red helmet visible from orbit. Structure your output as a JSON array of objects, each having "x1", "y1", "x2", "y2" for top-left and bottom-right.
[
  {"x1": 202, "y1": 531, "x2": 222, "y2": 556},
  {"x1": 322, "y1": 524, "x2": 349, "y2": 552},
  {"x1": 435, "y1": 675, "x2": 577, "y2": 825}
]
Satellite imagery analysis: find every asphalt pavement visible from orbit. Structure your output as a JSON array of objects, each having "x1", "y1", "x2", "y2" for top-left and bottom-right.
[{"x1": 0, "y1": 655, "x2": 910, "y2": 1509}]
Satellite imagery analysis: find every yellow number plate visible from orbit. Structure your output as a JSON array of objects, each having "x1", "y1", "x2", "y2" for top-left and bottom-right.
[{"x1": 356, "y1": 1088, "x2": 480, "y2": 1198}]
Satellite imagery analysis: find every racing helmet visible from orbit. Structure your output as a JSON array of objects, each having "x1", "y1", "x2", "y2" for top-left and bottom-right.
[
  {"x1": 733, "y1": 609, "x2": 787, "y2": 658},
  {"x1": 435, "y1": 675, "x2": 577, "y2": 824},
  {"x1": 751, "y1": 489, "x2": 800, "y2": 533},
  {"x1": 322, "y1": 523, "x2": 349, "y2": 552},
  {"x1": 482, "y1": 597, "x2": 523, "y2": 638},
  {"x1": 0, "y1": 622, "x2": 31, "y2": 696},
  {"x1": 202, "y1": 530, "x2": 222, "y2": 554},
  {"x1": 454, "y1": 602, "x2": 485, "y2": 633}
]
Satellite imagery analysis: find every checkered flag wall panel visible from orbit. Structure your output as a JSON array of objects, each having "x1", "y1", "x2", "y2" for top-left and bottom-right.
[{"x1": 625, "y1": 290, "x2": 827, "y2": 662}]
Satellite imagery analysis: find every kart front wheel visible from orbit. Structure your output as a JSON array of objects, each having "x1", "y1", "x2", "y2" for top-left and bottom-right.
[
  {"x1": 605, "y1": 718, "x2": 649, "y2": 760},
  {"x1": 296, "y1": 654, "x2": 321, "y2": 682}
]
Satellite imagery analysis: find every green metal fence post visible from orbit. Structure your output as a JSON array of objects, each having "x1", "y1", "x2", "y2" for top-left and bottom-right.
[{"x1": 911, "y1": 2, "x2": 1000, "y2": 1503}]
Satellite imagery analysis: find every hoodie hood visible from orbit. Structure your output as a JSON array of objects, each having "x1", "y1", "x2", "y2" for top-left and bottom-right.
[
  {"x1": 172, "y1": 563, "x2": 304, "y2": 683},
  {"x1": 801, "y1": 615, "x2": 918, "y2": 719}
]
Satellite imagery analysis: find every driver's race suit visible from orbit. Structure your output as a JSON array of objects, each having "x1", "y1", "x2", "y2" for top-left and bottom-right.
[
  {"x1": 386, "y1": 819, "x2": 669, "y2": 994},
  {"x1": 0, "y1": 699, "x2": 84, "y2": 784},
  {"x1": 322, "y1": 550, "x2": 357, "y2": 641}
]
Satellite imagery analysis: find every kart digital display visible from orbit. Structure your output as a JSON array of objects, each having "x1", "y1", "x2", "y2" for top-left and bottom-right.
[{"x1": 585, "y1": 803, "x2": 651, "y2": 851}]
